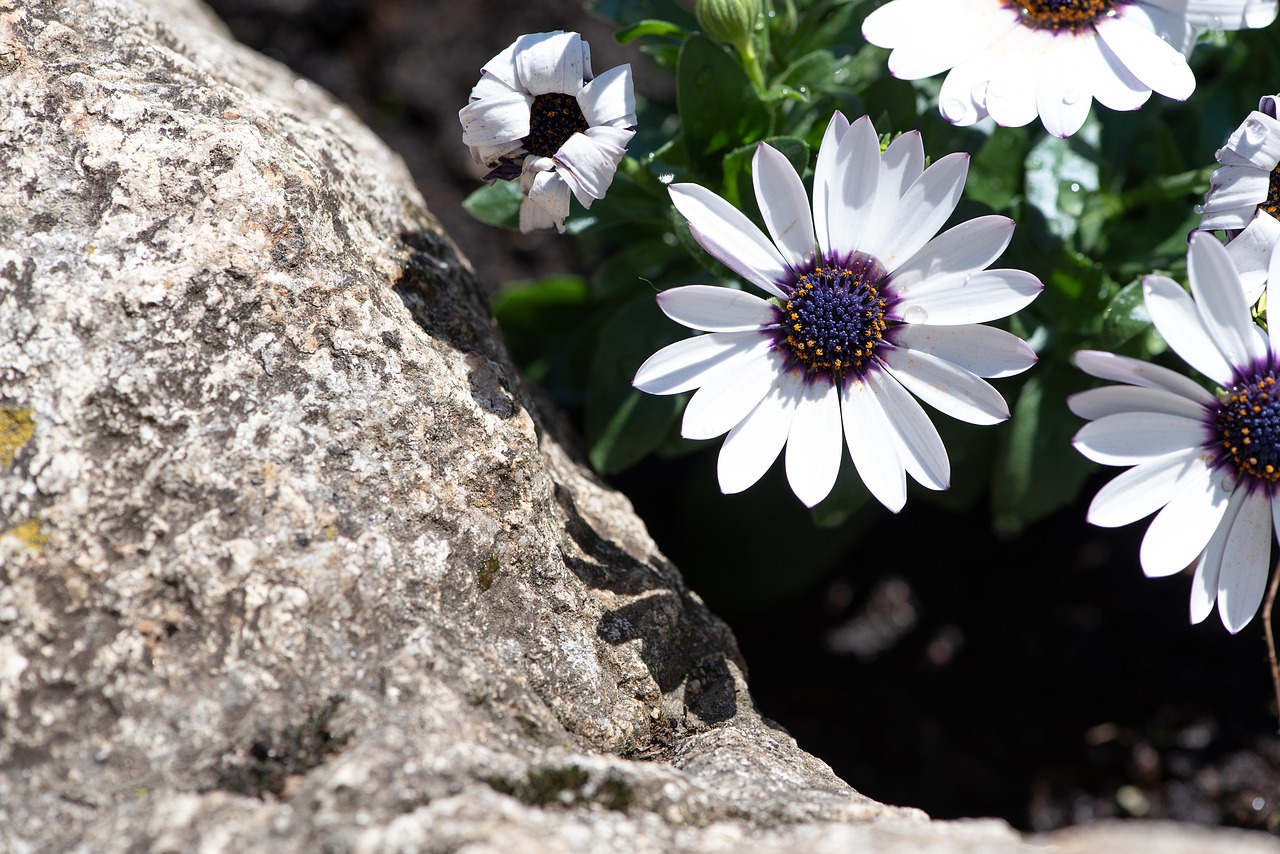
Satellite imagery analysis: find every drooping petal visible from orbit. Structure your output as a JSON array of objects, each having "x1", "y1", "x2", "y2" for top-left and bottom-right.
[
  {"x1": 1139, "y1": 468, "x2": 1233, "y2": 577},
  {"x1": 717, "y1": 370, "x2": 803, "y2": 494},
  {"x1": 1225, "y1": 212, "x2": 1280, "y2": 306},
  {"x1": 785, "y1": 378, "x2": 844, "y2": 507},
  {"x1": 577, "y1": 64, "x2": 635, "y2": 126},
  {"x1": 1214, "y1": 111, "x2": 1280, "y2": 170},
  {"x1": 554, "y1": 131, "x2": 626, "y2": 206},
  {"x1": 825, "y1": 116, "x2": 881, "y2": 258},
  {"x1": 1200, "y1": 165, "x2": 1272, "y2": 214},
  {"x1": 633, "y1": 331, "x2": 769, "y2": 395},
  {"x1": 878, "y1": 345, "x2": 1010, "y2": 425},
  {"x1": 1035, "y1": 33, "x2": 1094, "y2": 139},
  {"x1": 878, "y1": 0, "x2": 1019, "y2": 80},
  {"x1": 1157, "y1": 0, "x2": 1279, "y2": 29},
  {"x1": 682, "y1": 349, "x2": 783, "y2": 440},
  {"x1": 860, "y1": 153, "x2": 970, "y2": 273},
  {"x1": 458, "y1": 92, "x2": 533, "y2": 147},
  {"x1": 657, "y1": 286, "x2": 779, "y2": 333},
  {"x1": 1067, "y1": 384, "x2": 1209, "y2": 422},
  {"x1": 888, "y1": 216, "x2": 1015, "y2": 292},
  {"x1": 937, "y1": 62, "x2": 989, "y2": 128},
  {"x1": 669, "y1": 184, "x2": 789, "y2": 299},
  {"x1": 1072, "y1": 411, "x2": 1209, "y2": 466},
  {"x1": 1073, "y1": 350, "x2": 1218, "y2": 407},
  {"x1": 1120, "y1": 1, "x2": 1195, "y2": 53},
  {"x1": 1088, "y1": 29, "x2": 1153, "y2": 112},
  {"x1": 888, "y1": 323, "x2": 1036, "y2": 379},
  {"x1": 1217, "y1": 487, "x2": 1274, "y2": 633},
  {"x1": 753, "y1": 143, "x2": 817, "y2": 269},
  {"x1": 1187, "y1": 232, "x2": 1267, "y2": 368},
  {"x1": 841, "y1": 377, "x2": 907, "y2": 513},
  {"x1": 1142, "y1": 274, "x2": 1236, "y2": 387},
  {"x1": 1085, "y1": 447, "x2": 1203, "y2": 528},
  {"x1": 1190, "y1": 484, "x2": 1249, "y2": 624},
  {"x1": 522, "y1": 168, "x2": 571, "y2": 234},
  {"x1": 867, "y1": 367, "x2": 950, "y2": 490},
  {"x1": 1095, "y1": 14, "x2": 1195, "y2": 101},
  {"x1": 515, "y1": 31, "x2": 586, "y2": 97},
  {"x1": 981, "y1": 28, "x2": 1045, "y2": 128},
  {"x1": 890, "y1": 269, "x2": 1042, "y2": 326}
]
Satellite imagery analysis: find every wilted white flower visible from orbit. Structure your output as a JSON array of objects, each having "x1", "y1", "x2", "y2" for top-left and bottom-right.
[
  {"x1": 863, "y1": 0, "x2": 1278, "y2": 138},
  {"x1": 1197, "y1": 93, "x2": 1280, "y2": 305},
  {"x1": 1071, "y1": 233, "x2": 1280, "y2": 633},
  {"x1": 633, "y1": 114, "x2": 1041, "y2": 511},
  {"x1": 459, "y1": 31, "x2": 636, "y2": 233}
]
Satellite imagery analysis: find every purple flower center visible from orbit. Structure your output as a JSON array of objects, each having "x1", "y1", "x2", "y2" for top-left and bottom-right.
[
  {"x1": 1215, "y1": 370, "x2": 1280, "y2": 484},
  {"x1": 775, "y1": 253, "x2": 888, "y2": 383},
  {"x1": 1007, "y1": 0, "x2": 1117, "y2": 31},
  {"x1": 524, "y1": 93, "x2": 588, "y2": 157}
]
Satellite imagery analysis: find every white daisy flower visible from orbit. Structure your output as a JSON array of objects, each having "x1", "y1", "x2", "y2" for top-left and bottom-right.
[
  {"x1": 632, "y1": 114, "x2": 1042, "y2": 511},
  {"x1": 862, "y1": 0, "x2": 1278, "y2": 138},
  {"x1": 458, "y1": 31, "x2": 636, "y2": 233},
  {"x1": 1197, "y1": 93, "x2": 1280, "y2": 305},
  {"x1": 1071, "y1": 232, "x2": 1280, "y2": 633}
]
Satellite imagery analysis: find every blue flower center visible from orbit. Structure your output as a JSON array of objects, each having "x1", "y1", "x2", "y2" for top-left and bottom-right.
[
  {"x1": 1007, "y1": 0, "x2": 1116, "y2": 31},
  {"x1": 1216, "y1": 370, "x2": 1280, "y2": 484},
  {"x1": 777, "y1": 253, "x2": 887, "y2": 383}
]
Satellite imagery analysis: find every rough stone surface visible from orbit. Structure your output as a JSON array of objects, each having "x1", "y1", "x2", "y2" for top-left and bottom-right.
[{"x1": 0, "y1": 1, "x2": 1275, "y2": 852}]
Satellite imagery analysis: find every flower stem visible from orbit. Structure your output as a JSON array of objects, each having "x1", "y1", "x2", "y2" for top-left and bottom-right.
[{"x1": 1265, "y1": 557, "x2": 1280, "y2": 734}]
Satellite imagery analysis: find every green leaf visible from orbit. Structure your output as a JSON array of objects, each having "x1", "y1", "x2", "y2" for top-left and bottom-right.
[
  {"x1": 491, "y1": 277, "x2": 593, "y2": 394},
  {"x1": 1099, "y1": 278, "x2": 1151, "y2": 349},
  {"x1": 585, "y1": 296, "x2": 685, "y2": 474},
  {"x1": 1024, "y1": 115, "x2": 1101, "y2": 244},
  {"x1": 677, "y1": 34, "x2": 771, "y2": 171},
  {"x1": 616, "y1": 18, "x2": 689, "y2": 43},
  {"x1": 462, "y1": 181, "x2": 522, "y2": 230},
  {"x1": 584, "y1": 0, "x2": 697, "y2": 27}
]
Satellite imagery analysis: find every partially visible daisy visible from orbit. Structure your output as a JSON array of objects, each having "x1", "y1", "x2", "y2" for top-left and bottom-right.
[
  {"x1": 863, "y1": 0, "x2": 1278, "y2": 138},
  {"x1": 458, "y1": 31, "x2": 636, "y2": 233},
  {"x1": 1197, "y1": 93, "x2": 1280, "y2": 304},
  {"x1": 633, "y1": 114, "x2": 1041, "y2": 511},
  {"x1": 1071, "y1": 233, "x2": 1280, "y2": 633}
]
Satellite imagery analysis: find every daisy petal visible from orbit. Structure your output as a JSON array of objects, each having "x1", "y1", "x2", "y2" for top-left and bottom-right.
[
  {"x1": 1163, "y1": 0, "x2": 1279, "y2": 29},
  {"x1": 657, "y1": 286, "x2": 779, "y2": 333},
  {"x1": 888, "y1": 216, "x2": 1016, "y2": 292},
  {"x1": 826, "y1": 116, "x2": 881, "y2": 258},
  {"x1": 754, "y1": 143, "x2": 817, "y2": 269},
  {"x1": 1072, "y1": 412, "x2": 1208, "y2": 466},
  {"x1": 1214, "y1": 111, "x2": 1280, "y2": 170},
  {"x1": 633, "y1": 331, "x2": 768, "y2": 395},
  {"x1": 888, "y1": 323, "x2": 1036, "y2": 379},
  {"x1": 1139, "y1": 468, "x2": 1233, "y2": 577},
  {"x1": 577, "y1": 64, "x2": 635, "y2": 126},
  {"x1": 860, "y1": 131, "x2": 927, "y2": 252},
  {"x1": 868, "y1": 368, "x2": 950, "y2": 490},
  {"x1": 892, "y1": 269, "x2": 1042, "y2": 326},
  {"x1": 670, "y1": 183, "x2": 789, "y2": 299},
  {"x1": 880, "y1": 0, "x2": 1018, "y2": 80},
  {"x1": 1200, "y1": 165, "x2": 1271, "y2": 214},
  {"x1": 555, "y1": 132, "x2": 626, "y2": 206},
  {"x1": 717, "y1": 371, "x2": 803, "y2": 494},
  {"x1": 982, "y1": 28, "x2": 1044, "y2": 128},
  {"x1": 459, "y1": 92, "x2": 533, "y2": 147},
  {"x1": 1036, "y1": 35, "x2": 1094, "y2": 138},
  {"x1": 1217, "y1": 487, "x2": 1274, "y2": 633},
  {"x1": 841, "y1": 378, "x2": 908, "y2": 513},
  {"x1": 879, "y1": 345, "x2": 1010, "y2": 425},
  {"x1": 1225, "y1": 212, "x2": 1280, "y2": 307},
  {"x1": 515, "y1": 31, "x2": 585, "y2": 97},
  {"x1": 1067, "y1": 385, "x2": 1208, "y2": 422},
  {"x1": 682, "y1": 349, "x2": 782, "y2": 440},
  {"x1": 1073, "y1": 350, "x2": 1217, "y2": 406},
  {"x1": 1190, "y1": 485, "x2": 1248, "y2": 624},
  {"x1": 1085, "y1": 448, "x2": 1202, "y2": 528},
  {"x1": 1187, "y1": 233, "x2": 1266, "y2": 368},
  {"x1": 1095, "y1": 14, "x2": 1195, "y2": 101},
  {"x1": 1142, "y1": 274, "x2": 1236, "y2": 387},
  {"x1": 861, "y1": 153, "x2": 970, "y2": 273},
  {"x1": 785, "y1": 379, "x2": 844, "y2": 507},
  {"x1": 1269, "y1": 240, "x2": 1280, "y2": 355},
  {"x1": 1089, "y1": 30, "x2": 1152, "y2": 112},
  {"x1": 812, "y1": 113, "x2": 851, "y2": 256}
]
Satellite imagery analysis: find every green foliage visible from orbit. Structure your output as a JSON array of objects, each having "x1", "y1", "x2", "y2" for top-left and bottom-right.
[{"x1": 470, "y1": 0, "x2": 1269, "y2": 609}]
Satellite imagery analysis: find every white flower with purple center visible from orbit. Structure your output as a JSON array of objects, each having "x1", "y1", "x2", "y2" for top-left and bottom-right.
[
  {"x1": 863, "y1": 0, "x2": 1278, "y2": 138},
  {"x1": 458, "y1": 31, "x2": 636, "y2": 233},
  {"x1": 1197, "y1": 93, "x2": 1280, "y2": 305},
  {"x1": 1071, "y1": 233, "x2": 1280, "y2": 633},
  {"x1": 632, "y1": 114, "x2": 1042, "y2": 511}
]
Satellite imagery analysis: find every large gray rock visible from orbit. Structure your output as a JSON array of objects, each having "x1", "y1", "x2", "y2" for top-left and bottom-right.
[{"x1": 0, "y1": 1, "x2": 1274, "y2": 852}]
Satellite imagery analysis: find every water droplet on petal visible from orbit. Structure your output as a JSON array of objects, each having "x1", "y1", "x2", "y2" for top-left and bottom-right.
[
  {"x1": 1245, "y1": 118, "x2": 1266, "y2": 142},
  {"x1": 1221, "y1": 473, "x2": 1238, "y2": 492},
  {"x1": 1209, "y1": 14, "x2": 1224, "y2": 31},
  {"x1": 1194, "y1": 203, "x2": 1206, "y2": 214},
  {"x1": 1062, "y1": 89, "x2": 1080, "y2": 106},
  {"x1": 941, "y1": 98, "x2": 969, "y2": 120},
  {"x1": 903, "y1": 305, "x2": 929, "y2": 324}
]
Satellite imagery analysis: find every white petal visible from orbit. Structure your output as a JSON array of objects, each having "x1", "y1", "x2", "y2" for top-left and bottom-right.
[
  {"x1": 633, "y1": 331, "x2": 769, "y2": 395},
  {"x1": 1139, "y1": 468, "x2": 1233, "y2": 577},
  {"x1": 1142, "y1": 274, "x2": 1237, "y2": 387},
  {"x1": 785, "y1": 378, "x2": 844, "y2": 507},
  {"x1": 717, "y1": 371, "x2": 803, "y2": 494},
  {"x1": 1036, "y1": 34, "x2": 1094, "y2": 138},
  {"x1": 841, "y1": 378, "x2": 907, "y2": 513},
  {"x1": 1200, "y1": 165, "x2": 1271, "y2": 214},
  {"x1": 1217, "y1": 487, "x2": 1274, "y2": 633},
  {"x1": 577, "y1": 64, "x2": 635, "y2": 126},
  {"x1": 888, "y1": 216, "x2": 1015, "y2": 292},
  {"x1": 478, "y1": 39, "x2": 522, "y2": 91},
  {"x1": 863, "y1": 0, "x2": 942, "y2": 48},
  {"x1": 1199, "y1": 208, "x2": 1255, "y2": 232},
  {"x1": 1214, "y1": 111, "x2": 1280, "y2": 170},
  {"x1": 1095, "y1": 15, "x2": 1195, "y2": 102},
  {"x1": 861, "y1": 153, "x2": 970, "y2": 273},
  {"x1": 888, "y1": 323, "x2": 1036, "y2": 379},
  {"x1": 1085, "y1": 448, "x2": 1203, "y2": 528},
  {"x1": 682, "y1": 349, "x2": 783, "y2": 440},
  {"x1": 555, "y1": 132, "x2": 625, "y2": 206},
  {"x1": 1072, "y1": 412, "x2": 1208, "y2": 466},
  {"x1": 1073, "y1": 350, "x2": 1218, "y2": 406},
  {"x1": 1269, "y1": 239, "x2": 1280, "y2": 355},
  {"x1": 657, "y1": 286, "x2": 779, "y2": 333},
  {"x1": 754, "y1": 143, "x2": 817, "y2": 269},
  {"x1": 981, "y1": 28, "x2": 1045, "y2": 129},
  {"x1": 812, "y1": 112, "x2": 851, "y2": 258},
  {"x1": 1190, "y1": 484, "x2": 1249, "y2": 623},
  {"x1": 937, "y1": 63, "x2": 988, "y2": 128},
  {"x1": 1187, "y1": 232, "x2": 1267, "y2": 367},
  {"x1": 891, "y1": 269, "x2": 1042, "y2": 326},
  {"x1": 458, "y1": 92, "x2": 533, "y2": 147},
  {"x1": 878, "y1": 345, "x2": 1009, "y2": 425},
  {"x1": 826, "y1": 116, "x2": 881, "y2": 258},
  {"x1": 1226, "y1": 212, "x2": 1280, "y2": 306},
  {"x1": 522, "y1": 169, "x2": 571, "y2": 234},
  {"x1": 1121, "y1": 1, "x2": 1195, "y2": 53},
  {"x1": 859, "y1": 131, "x2": 927, "y2": 253},
  {"x1": 1156, "y1": 0, "x2": 1279, "y2": 29},
  {"x1": 515, "y1": 31, "x2": 585, "y2": 97},
  {"x1": 1068, "y1": 385, "x2": 1209, "y2": 422},
  {"x1": 1089, "y1": 29, "x2": 1152, "y2": 112},
  {"x1": 867, "y1": 367, "x2": 950, "y2": 490},
  {"x1": 881, "y1": 0, "x2": 1018, "y2": 80},
  {"x1": 670, "y1": 184, "x2": 789, "y2": 299}
]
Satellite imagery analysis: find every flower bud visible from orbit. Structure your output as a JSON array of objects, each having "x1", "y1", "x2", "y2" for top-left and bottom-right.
[{"x1": 695, "y1": 0, "x2": 761, "y2": 51}]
